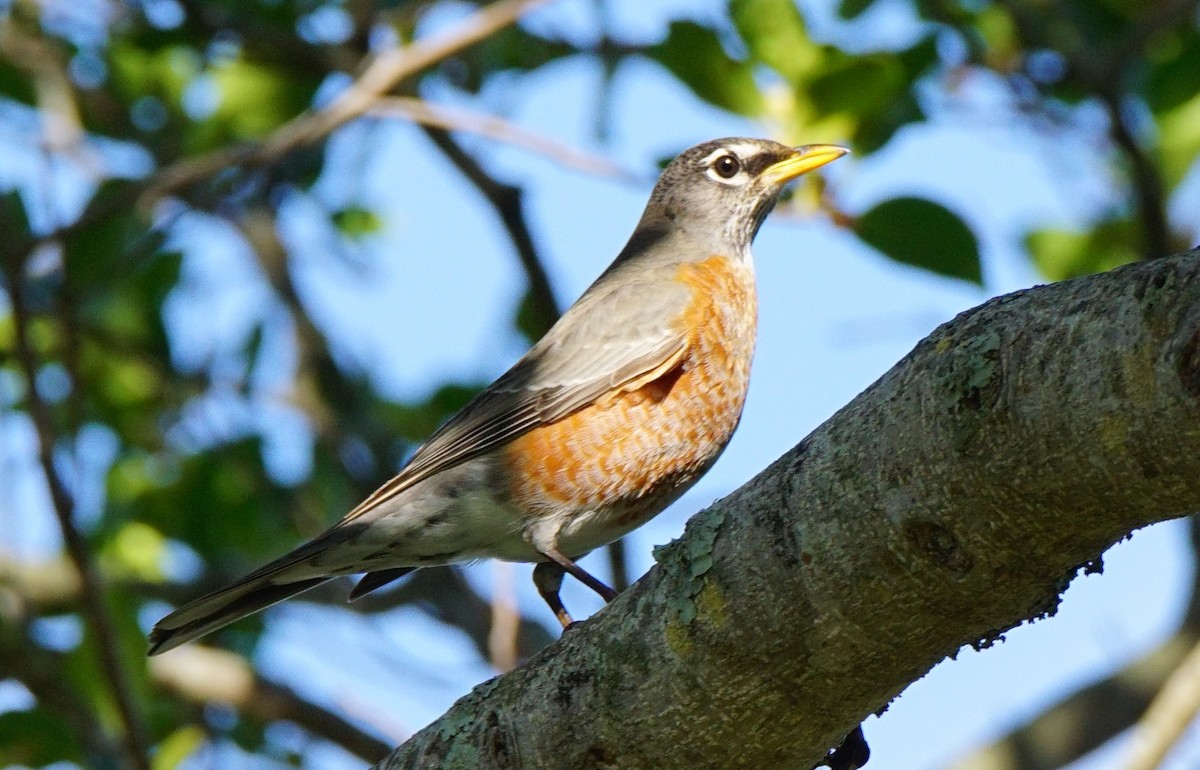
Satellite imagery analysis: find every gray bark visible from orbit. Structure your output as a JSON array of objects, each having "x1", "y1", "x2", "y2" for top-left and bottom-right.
[{"x1": 375, "y1": 249, "x2": 1200, "y2": 770}]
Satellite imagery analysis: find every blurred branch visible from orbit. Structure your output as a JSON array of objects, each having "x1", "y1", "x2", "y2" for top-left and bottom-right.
[
  {"x1": 370, "y1": 97, "x2": 635, "y2": 179},
  {"x1": 1097, "y1": 89, "x2": 1170, "y2": 261},
  {"x1": 0, "y1": 13, "x2": 94, "y2": 168},
  {"x1": 0, "y1": 548, "x2": 556, "y2": 665},
  {"x1": 0, "y1": 550, "x2": 541, "y2": 760},
  {"x1": 1125, "y1": 634, "x2": 1200, "y2": 770},
  {"x1": 0, "y1": 254, "x2": 151, "y2": 770},
  {"x1": 0, "y1": 626, "x2": 122, "y2": 763},
  {"x1": 488, "y1": 561, "x2": 521, "y2": 671},
  {"x1": 420, "y1": 125, "x2": 562, "y2": 335},
  {"x1": 943, "y1": 629, "x2": 1200, "y2": 770},
  {"x1": 606, "y1": 537, "x2": 630, "y2": 592},
  {"x1": 1108, "y1": 0, "x2": 1200, "y2": 240},
  {"x1": 149, "y1": 646, "x2": 393, "y2": 763},
  {"x1": 235, "y1": 208, "x2": 346, "y2": 450},
  {"x1": 140, "y1": 0, "x2": 557, "y2": 207},
  {"x1": 0, "y1": 551, "x2": 82, "y2": 612}
]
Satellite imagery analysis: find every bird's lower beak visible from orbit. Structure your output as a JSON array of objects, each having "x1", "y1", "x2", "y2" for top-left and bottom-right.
[{"x1": 762, "y1": 144, "x2": 850, "y2": 185}]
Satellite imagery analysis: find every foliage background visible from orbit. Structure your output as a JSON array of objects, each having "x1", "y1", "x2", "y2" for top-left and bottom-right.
[{"x1": 1, "y1": 0, "x2": 1198, "y2": 768}]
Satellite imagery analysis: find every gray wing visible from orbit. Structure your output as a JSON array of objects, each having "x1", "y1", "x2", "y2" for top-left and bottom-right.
[{"x1": 343, "y1": 268, "x2": 693, "y2": 521}]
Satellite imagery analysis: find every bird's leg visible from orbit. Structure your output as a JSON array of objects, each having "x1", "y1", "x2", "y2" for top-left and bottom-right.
[
  {"x1": 532, "y1": 561, "x2": 574, "y2": 629},
  {"x1": 540, "y1": 547, "x2": 618, "y2": 602}
]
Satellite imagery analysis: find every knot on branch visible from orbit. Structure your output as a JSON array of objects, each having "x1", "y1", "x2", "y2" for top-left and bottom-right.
[{"x1": 901, "y1": 519, "x2": 975, "y2": 578}]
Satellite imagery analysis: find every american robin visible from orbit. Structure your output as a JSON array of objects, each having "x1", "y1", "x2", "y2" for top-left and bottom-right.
[{"x1": 148, "y1": 137, "x2": 848, "y2": 655}]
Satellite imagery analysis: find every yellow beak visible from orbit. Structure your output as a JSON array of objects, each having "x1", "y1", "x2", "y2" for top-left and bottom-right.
[{"x1": 761, "y1": 144, "x2": 850, "y2": 185}]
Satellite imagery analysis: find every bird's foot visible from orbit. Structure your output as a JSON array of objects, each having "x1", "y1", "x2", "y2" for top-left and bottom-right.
[{"x1": 812, "y1": 725, "x2": 869, "y2": 770}]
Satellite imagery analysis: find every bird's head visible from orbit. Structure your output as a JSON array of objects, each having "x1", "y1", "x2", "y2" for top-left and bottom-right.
[{"x1": 641, "y1": 137, "x2": 848, "y2": 258}]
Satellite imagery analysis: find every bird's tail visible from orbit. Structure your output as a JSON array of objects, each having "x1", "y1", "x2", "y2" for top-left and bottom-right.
[{"x1": 148, "y1": 569, "x2": 330, "y2": 656}]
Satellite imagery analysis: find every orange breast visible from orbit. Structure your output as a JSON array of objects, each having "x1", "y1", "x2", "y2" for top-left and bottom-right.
[{"x1": 504, "y1": 255, "x2": 757, "y2": 520}]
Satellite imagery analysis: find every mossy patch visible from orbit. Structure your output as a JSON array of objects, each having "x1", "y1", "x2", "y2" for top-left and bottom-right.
[{"x1": 653, "y1": 506, "x2": 727, "y2": 630}]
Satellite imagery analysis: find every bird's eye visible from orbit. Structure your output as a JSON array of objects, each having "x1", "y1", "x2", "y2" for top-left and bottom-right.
[{"x1": 713, "y1": 154, "x2": 741, "y2": 179}]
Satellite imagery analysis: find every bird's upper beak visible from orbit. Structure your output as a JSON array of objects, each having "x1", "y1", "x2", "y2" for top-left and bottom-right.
[{"x1": 761, "y1": 144, "x2": 849, "y2": 185}]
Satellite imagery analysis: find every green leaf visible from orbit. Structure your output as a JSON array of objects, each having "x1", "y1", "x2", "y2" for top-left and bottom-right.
[
  {"x1": 382, "y1": 382, "x2": 483, "y2": 443},
  {"x1": 0, "y1": 60, "x2": 36, "y2": 105},
  {"x1": 153, "y1": 726, "x2": 206, "y2": 770},
  {"x1": 513, "y1": 285, "x2": 560, "y2": 341},
  {"x1": 730, "y1": 0, "x2": 819, "y2": 83},
  {"x1": 63, "y1": 181, "x2": 161, "y2": 295},
  {"x1": 810, "y1": 57, "x2": 905, "y2": 116},
  {"x1": 117, "y1": 438, "x2": 299, "y2": 562},
  {"x1": 101, "y1": 520, "x2": 170, "y2": 580},
  {"x1": 1146, "y1": 30, "x2": 1200, "y2": 112},
  {"x1": 0, "y1": 709, "x2": 83, "y2": 766},
  {"x1": 108, "y1": 41, "x2": 200, "y2": 112},
  {"x1": 206, "y1": 57, "x2": 317, "y2": 142},
  {"x1": 1025, "y1": 220, "x2": 1139, "y2": 281},
  {"x1": 855, "y1": 197, "x2": 983, "y2": 284},
  {"x1": 332, "y1": 206, "x2": 383, "y2": 239},
  {"x1": 1157, "y1": 91, "x2": 1200, "y2": 188},
  {"x1": 650, "y1": 21, "x2": 763, "y2": 116},
  {"x1": 838, "y1": 0, "x2": 878, "y2": 19},
  {"x1": 0, "y1": 189, "x2": 32, "y2": 243}
]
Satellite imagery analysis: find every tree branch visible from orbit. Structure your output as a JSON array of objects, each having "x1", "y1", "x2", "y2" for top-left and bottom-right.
[{"x1": 374, "y1": 250, "x2": 1200, "y2": 769}]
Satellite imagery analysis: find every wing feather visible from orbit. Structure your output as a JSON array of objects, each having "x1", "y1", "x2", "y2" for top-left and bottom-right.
[{"x1": 344, "y1": 268, "x2": 692, "y2": 521}]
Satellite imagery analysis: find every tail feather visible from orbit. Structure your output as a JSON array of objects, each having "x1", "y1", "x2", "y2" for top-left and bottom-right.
[{"x1": 148, "y1": 575, "x2": 330, "y2": 655}]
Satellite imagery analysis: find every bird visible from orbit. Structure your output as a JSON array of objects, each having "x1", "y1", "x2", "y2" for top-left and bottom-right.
[{"x1": 148, "y1": 137, "x2": 848, "y2": 655}]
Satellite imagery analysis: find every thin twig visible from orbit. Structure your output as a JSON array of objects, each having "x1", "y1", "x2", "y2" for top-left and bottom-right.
[
  {"x1": 140, "y1": 0, "x2": 557, "y2": 207},
  {"x1": 370, "y1": 97, "x2": 636, "y2": 180},
  {"x1": 2, "y1": 254, "x2": 152, "y2": 770},
  {"x1": 420, "y1": 125, "x2": 562, "y2": 335}
]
